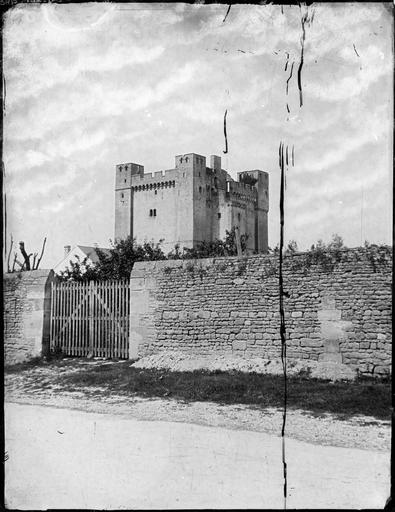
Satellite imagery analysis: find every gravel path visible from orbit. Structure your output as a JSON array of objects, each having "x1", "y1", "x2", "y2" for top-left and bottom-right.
[{"x1": 5, "y1": 360, "x2": 390, "y2": 453}]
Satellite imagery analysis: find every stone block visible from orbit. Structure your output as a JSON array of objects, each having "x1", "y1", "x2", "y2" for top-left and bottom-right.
[
  {"x1": 300, "y1": 338, "x2": 323, "y2": 347},
  {"x1": 318, "y1": 352, "x2": 342, "y2": 363},
  {"x1": 324, "y1": 339, "x2": 340, "y2": 353},
  {"x1": 373, "y1": 365, "x2": 390, "y2": 375},
  {"x1": 235, "y1": 331, "x2": 248, "y2": 340},
  {"x1": 232, "y1": 340, "x2": 247, "y2": 351},
  {"x1": 197, "y1": 310, "x2": 210, "y2": 319},
  {"x1": 318, "y1": 309, "x2": 342, "y2": 321}
]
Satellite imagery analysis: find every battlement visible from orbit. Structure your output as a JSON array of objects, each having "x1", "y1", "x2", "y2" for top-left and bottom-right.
[
  {"x1": 227, "y1": 179, "x2": 257, "y2": 195},
  {"x1": 115, "y1": 162, "x2": 144, "y2": 190},
  {"x1": 237, "y1": 170, "x2": 269, "y2": 211},
  {"x1": 116, "y1": 162, "x2": 144, "y2": 173},
  {"x1": 114, "y1": 152, "x2": 269, "y2": 252},
  {"x1": 130, "y1": 168, "x2": 178, "y2": 186},
  {"x1": 238, "y1": 169, "x2": 269, "y2": 183},
  {"x1": 226, "y1": 180, "x2": 257, "y2": 204},
  {"x1": 175, "y1": 153, "x2": 206, "y2": 169}
]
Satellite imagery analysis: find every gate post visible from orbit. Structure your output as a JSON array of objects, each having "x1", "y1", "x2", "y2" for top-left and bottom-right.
[{"x1": 4, "y1": 269, "x2": 57, "y2": 365}]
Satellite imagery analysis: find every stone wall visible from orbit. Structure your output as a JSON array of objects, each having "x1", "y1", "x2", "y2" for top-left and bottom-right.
[
  {"x1": 4, "y1": 270, "x2": 56, "y2": 365},
  {"x1": 129, "y1": 248, "x2": 392, "y2": 376}
]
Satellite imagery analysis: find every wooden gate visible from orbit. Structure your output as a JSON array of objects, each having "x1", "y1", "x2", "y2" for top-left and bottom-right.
[{"x1": 50, "y1": 280, "x2": 130, "y2": 358}]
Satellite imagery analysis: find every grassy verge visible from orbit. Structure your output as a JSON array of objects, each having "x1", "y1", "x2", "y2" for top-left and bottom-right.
[{"x1": 6, "y1": 359, "x2": 391, "y2": 421}]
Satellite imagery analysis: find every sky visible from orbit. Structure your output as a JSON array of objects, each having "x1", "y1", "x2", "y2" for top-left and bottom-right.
[{"x1": 3, "y1": 2, "x2": 393, "y2": 268}]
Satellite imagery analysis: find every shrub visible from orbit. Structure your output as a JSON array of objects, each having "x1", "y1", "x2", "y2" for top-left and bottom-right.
[{"x1": 57, "y1": 237, "x2": 166, "y2": 282}]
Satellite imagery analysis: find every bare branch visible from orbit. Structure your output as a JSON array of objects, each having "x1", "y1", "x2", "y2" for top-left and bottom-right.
[
  {"x1": 19, "y1": 241, "x2": 31, "y2": 270},
  {"x1": 12, "y1": 253, "x2": 17, "y2": 272},
  {"x1": 7, "y1": 234, "x2": 13, "y2": 273},
  {"x1": 35, "y1": 237, "x2": 47, "y2": 270},
  {"x1": 15, "y1": 258, "x2": 24, "y2": 268}
]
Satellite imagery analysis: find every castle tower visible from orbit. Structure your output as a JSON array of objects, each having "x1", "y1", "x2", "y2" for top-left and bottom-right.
[
  {"x1": 238, "y1": 170, "x2": 269, "y2": 252},
  {"x1": 114, "y1": 162, "x2": 144, "y2": 241},
  {"x1": 113, "y1": 154, "x2": 269, "y2": 254}
]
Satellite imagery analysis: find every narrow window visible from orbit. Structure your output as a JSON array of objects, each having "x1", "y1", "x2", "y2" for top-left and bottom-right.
[
  {"x1": 238, "y1": 213, "x2": 241, "y2": 221},
  {"x1": 154, "y1": 209, "x2": 157, "y2": 216},
  {"x1": 218, "y1": 213, "x2": 221, "y2": 219},
  {"x1": 149, "y1": 209, "x2": 153, "y2": 216},
  {"x1": 124, "y1": 179, "x2": 127, "y2": 183},
  {"x1": 121, "y1": 193, "x2": 124, "y2": 199},
  {"x1": 199, "y1": 186, "x2": 202, "y2": 193},
  {"x1": 155, "y1": 190, "x2": 157, "y2": 195}
]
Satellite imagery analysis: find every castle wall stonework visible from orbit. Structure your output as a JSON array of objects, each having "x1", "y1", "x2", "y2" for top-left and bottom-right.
[
  {"x1": 4, "y1": 270, "x2": 56, "y2": 365},
  {"x1": 115, "y1": 153, "x2": 269, "y2": 253},
  {"x1": 129, "y1": 248, "x2": 392, "y2": 376}
]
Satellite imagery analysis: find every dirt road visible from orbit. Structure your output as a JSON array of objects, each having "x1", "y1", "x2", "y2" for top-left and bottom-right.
[{"x1": 5, "y1": 402, "x2": 390, "y2": 509}]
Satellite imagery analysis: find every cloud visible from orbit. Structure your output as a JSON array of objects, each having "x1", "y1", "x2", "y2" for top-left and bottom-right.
[
  {"x1": 305, "y1": 48, "x2": 391, "y2": 103},
  {"x1": 5, "y1": 59, "x2": 198, "y2": 145},
  {"x1": 3, "y1": 3, "x2": 392, "y2": 267},
  {"x1": 292, "y1": 102, "x2": 390, "y2": 175},
  {"x1": 8, "y1": 164, "x2": 78, "y2": 202},
  {"x1": 4, "y1": 39, "x2": 165, "y2": 107}
]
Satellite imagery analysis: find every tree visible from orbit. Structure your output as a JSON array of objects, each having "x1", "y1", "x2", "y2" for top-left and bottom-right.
[
  {"x1": 171, "y1": 227, "x2": 248, "y2": 259},
  {"x1": 57, "y1": 237, "x2": 167, "y2": 281},
  {"x1": 327, "y1": 233, "x2": 344, "y2": 250},
  {"x1": 286, "y1": 240, "x2": 298, "y2": 254},
  {"x1": 57, "y1": 229, "x2": 250, "y2": 281},
  {"x1": 57, "y1": 255, "x2": 100, "y2": 282},
  {"x1": 95, "y1": 238, "x2": 166, "y2": 280},
  {"x1": 6, "y1": 236, "x2": 47, "y2": 272}
]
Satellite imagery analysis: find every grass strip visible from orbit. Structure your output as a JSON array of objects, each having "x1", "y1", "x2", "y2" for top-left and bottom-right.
[{"x1": 7, "y1": 359, "x2": 390, "y2": 421}]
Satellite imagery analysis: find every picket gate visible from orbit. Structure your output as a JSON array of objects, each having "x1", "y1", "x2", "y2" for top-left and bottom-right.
[{"x1": 50, "y1": 280, "x2": 130, "y2": 358}]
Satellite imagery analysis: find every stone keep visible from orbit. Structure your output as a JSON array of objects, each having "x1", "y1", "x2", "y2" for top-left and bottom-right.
[{"x1": 114, "y1": 153, "x2": 269, "y2": 253}]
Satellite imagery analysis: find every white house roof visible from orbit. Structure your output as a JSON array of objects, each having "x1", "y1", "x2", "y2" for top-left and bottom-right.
[
  {"x1": 76, "y1": 245, "x2": 112, "y2": 263},
  {"x1": 53, "y1": 245, "x2": 111, "y2": 273}
]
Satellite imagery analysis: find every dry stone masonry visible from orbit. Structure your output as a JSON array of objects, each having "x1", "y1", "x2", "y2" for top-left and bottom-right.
[
  {"x1": 4, "y1": 247, "x2": 391, "y2": 377},
  {"x1": 129, "y1": 247, "x2": 392, "y2": 376}
]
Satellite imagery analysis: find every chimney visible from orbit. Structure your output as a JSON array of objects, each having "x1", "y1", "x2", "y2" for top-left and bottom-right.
[
  {"x1": 210, "y1": 155, "x2": 221, "y2": 172},
  {"x1": 64, "y1": 245, "x2": 71, "y2": 258}
]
